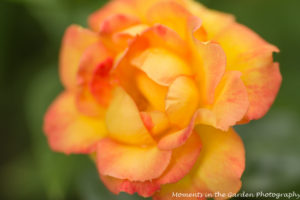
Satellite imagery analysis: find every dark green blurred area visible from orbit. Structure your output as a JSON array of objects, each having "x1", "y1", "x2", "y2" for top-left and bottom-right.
[{"x1": 0, "y1": 0, "x2": 299, "y2": 199}]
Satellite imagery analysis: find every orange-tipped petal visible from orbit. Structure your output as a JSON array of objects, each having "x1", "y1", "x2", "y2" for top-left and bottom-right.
[
  {"x1": 89, "y1": 58, "x2": 114, "y2": 107},
  {"x1": 88, "y1": 0, "x2": 137, "y2": 32},
  {"x1": 157, "y1": 132, "x2": 202, "y2": 185},
  {"x1": 212, "y1": 23, "x2": 279, "y2": 121},
  {"x1": 132, "y1": 48, "x2": 192, "y2": 86},
  {"x1": 158, "y1": 112, "x2": 197, "y2": 150},
  {"x1": 215, "y1": 23, "x2": 278, "y2": 72},
  {"x1": 124, "y1": 24, "x2": 189, "y2": 62},
  {"x1": 165, "y1": 76, "x2": 199, "y2": 128},
  {"x1": 242, "y1": 62, "x2": 282, "y2": 120},
  {"x1": 197, "y1": 71, "x2": 249, "y2": 131},
  {"x1": 97, "y1": 138, "x2": 172, "y2": 181},
  {"x1": 59, "y1": 25, "x2": 99, "y2": 90},
  {"x1": 76, "y1": 43, "x2": 112, "y2": 116},
  {"x1": 154, "y1": 176, "x2": 202, "y2": 200},
  {"x1": 99, "y1": 14, "x2": 140, "y2": 35},
  {"x1": 76, "y1": 86, "x2": 106, "y2": 118},
  {"x1": 193, "y1": 125, "x2": 245, "y2": 197},
  {"x1": 97, "y1": 14, "x2": 146, "y2": 51},
  {"x1": 154, "y1": 126, "x2": 245, "y2": 199},
  {"x1": 100, "y1": 175, "x2": 161, "y2": 197},
  {"x1": 105, "y1": 87, "x2": 155, "y2": 145},
  {"x1": 44, "y1": 91, "x2": 107, "y2": 154}
]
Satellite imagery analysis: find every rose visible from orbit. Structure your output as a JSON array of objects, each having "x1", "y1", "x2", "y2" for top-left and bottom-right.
[{"x1": 44, "y1": 0, "x2": 281, "y2": 199}]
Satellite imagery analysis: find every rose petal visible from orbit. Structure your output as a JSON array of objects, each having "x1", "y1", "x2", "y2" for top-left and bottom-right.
[
  {"x1": 147, "y1": 111, "x2": 170, "y2": 136},
  {"x1": 105, "y1": 87, "x2": 155, "y2": 145},
  {"x1": 99, "y1": 14, "x2": 140, "y2": 35},
  {"x1": 136, "y1": 71, "x2": 168, "y2": 111},
  {"x1": 59, "y1": 25, "x2": 98, "y2": 89},
  {"x1": 76, "y1": 43, "x2": 112, "y2": 116},
  {"x1": 154, "y1": 126, "x2": 245, "y2": 199},
  {"x1": 123, "y1": 24, "x2": 189, "y2": 63},
  {"x1": 197, "y1": 71, "x2": 249, "y2": 131},
  {"x1": 242, "y1": 62, "x2": 282, "y2": 120},
  {"x1": 88, "y1": 0, "x2": 137, "y2": 32},
  {"x1": 157, "y1": 132, "x2": 202, "y2": 185},
  {"x1": 132, "y1": 48, "x2": 192, "y2": 86},
  {"x1": 158, "y1": 112, "x2": 197, "y2": 150},
  {"x1": 100, "y1": 175, "x2": 161, "y2": 197},
  {"x1": 191, "y1": 41, "x2": 226, "y2": 104},
  {"x1": 185, "y1": 0, "x2": 235, "y2": 40},
  {"x1": 215, "y1": 23, "x2": 278, "y2": 71},
  {"x1": 44, "y1": 91, "x2": 107, "y2": 154},
  {"x1": 193, "y1": 125, "x2": 245, "y2": 197},
  {"x1": 146, "y1": 1, "x2": 193, "y2": 39},
  {"x1": 165, "y1": 76, "x2": 199, "y2": 128},
  {"x1": 96, "y1": 138, "x2": 172, "y2": 181}
]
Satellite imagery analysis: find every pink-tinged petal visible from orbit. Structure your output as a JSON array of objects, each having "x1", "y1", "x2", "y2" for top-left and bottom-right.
[
  {"x1": 105, "y1": 87, "x2": 155, "y2": 145},
  {"x1": 197, "y1": 71, "x2": 249, "y2": 131},
  {"x1": 242, "y1": 62, "x2": 282, "y2": 120},
  {"x1": 96, "y1": 138, "x2": 172, "y2": 181},
  {"x1": 143, "y1": 110, "x2": 170, "y2": 136},
  {"x1": 153, "y1": 176, "x2": 203, "y2": 200},
  {"x1": 140, "y1": 111, "x2": 154, "y2": 131},
  {"x1": 59, "y1": 25, "x2": 99, "y2": 90},
  {"x1": 77, "y1": 43, "x2": 112, "y2": 84},
  {"x1": 158, "y1": 112, "x2": 197, "y2": 150},
  {"x1": 157, "y1": 132, "x2": 202, "y2": 185},
  {"x1": 154, "y1": 126, "x2": 245, "y2": 200},
  {"x1": 100, "y1": 175, "x2": 161, "y2": 197},
  {"x1": 123, "y1": 24, "x2": 189, "y2": 63},
  {"x1": 99, "y1": 133, "x2": 201, "y2": 197},
  {"x1": 193, "y1": 125, "x2": 245, "y2": 197},
  {"x1": 214, "y1": 23, "x2": 278, "y2": 72},
  {"x1": 97, "y1": 14, "x2": 146, "y2": 51},
  {"x1": 213, "y1": 23, "x2": 280, "y2": 121},
  {"x1": 132, "y1": 48, "x2": 192, "y2": 86},
  {"x1": 88, "y1": 0, "x2": 137, "y2": 32},
  {"x1": 44, "y1": 91, "x2": 107, "y2": 154},
  {"x1": 99, "y1": 14, "x2": 140, "y2": 35},
  {"x1": 165, "y1": 76, "x2": 199, "y2": 128},
  {"x1": 76, "y1": 43, "x2": 112, "y2": 117},
  {"x1": 76, "y1": 86, "x2": 106, "y2": 118},
  {"x1": 89, "y1": 58, "x2": 114, "y2": 107},
  {"x1": 113, "y1": 25, "x2": 188, "y2": 111}
]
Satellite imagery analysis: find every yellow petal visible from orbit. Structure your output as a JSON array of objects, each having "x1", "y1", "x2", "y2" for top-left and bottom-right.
[
  {"x1": 97, "y1": 138, "x2": 172, "y2": 181},
  {"x1": 136, "y1": 71, "x2": 168, "y2": 111},
  {"x1": 193, "y1": 125, "x2": 245, "y2": 197},
  {"x1": 132, "y1": 48, "x2": 192, "y2": 86},
  {"x1": 165, "y1": 76, "x2": 199, "y2": 127},
  {"x1": 44, "y1": 91, "x2": 107, "y2": 154},
  {"x1": 154, "y1": 126, "x2": 245, "y2": 199},
  {"x1": 105, "y1": 87, "x2": 155, "y2": 145}
]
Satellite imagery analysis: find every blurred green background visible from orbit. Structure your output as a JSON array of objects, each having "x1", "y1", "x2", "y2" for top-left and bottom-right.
[{"x1": 0, "y1": 0, "x2": 300, "y2": 199}]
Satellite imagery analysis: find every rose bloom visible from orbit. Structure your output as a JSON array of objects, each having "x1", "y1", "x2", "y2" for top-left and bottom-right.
[{"x1": 44, "y1": 0, "x2": 281, "y2": 199}]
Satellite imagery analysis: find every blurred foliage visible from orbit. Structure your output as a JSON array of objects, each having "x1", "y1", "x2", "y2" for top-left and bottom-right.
[{"x1": 0, "y1": 0, "x2": 299, "y2": 199}]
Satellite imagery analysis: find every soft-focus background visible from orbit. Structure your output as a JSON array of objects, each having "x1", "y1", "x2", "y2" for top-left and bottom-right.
[{"x1": 1, "y1": 0, "x2": 300, "y2": 199}]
